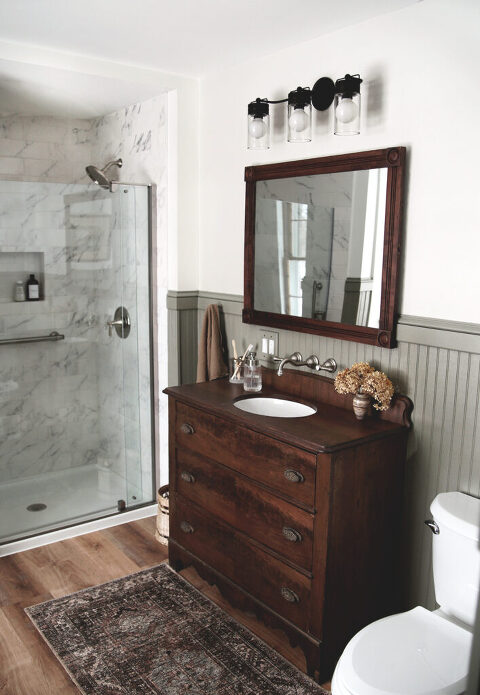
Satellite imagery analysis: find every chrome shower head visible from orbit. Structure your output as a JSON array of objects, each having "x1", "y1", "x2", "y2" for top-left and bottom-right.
[{"x1": 86, "y1": 158, "x2": 123, "y2": 189}]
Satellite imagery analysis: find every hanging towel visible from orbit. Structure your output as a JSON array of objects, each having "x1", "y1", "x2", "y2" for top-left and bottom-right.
[{"x1": 196, "y1": 304, "x2": 229, "y2": 383}]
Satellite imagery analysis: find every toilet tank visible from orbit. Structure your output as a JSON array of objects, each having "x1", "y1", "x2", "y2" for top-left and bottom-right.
[{"x1": 430, "y1": 491, "x2": 480, "y2": 626}]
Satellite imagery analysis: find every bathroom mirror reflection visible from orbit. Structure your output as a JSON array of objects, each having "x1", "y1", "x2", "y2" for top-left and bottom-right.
[
  {"x1": 254, "y1": 169, "x2": 387, "y2": 327},
  {"x1": 243, "y1": 147, "x2": 406, "y2": 348}
]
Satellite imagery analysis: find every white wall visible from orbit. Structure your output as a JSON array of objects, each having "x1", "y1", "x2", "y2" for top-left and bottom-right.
[{"x1": 198, "y1": 0, "x2": 480, "y2": 323}]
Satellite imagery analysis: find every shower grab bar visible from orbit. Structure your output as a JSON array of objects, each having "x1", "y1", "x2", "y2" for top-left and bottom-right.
[{"x1": 0, "y1": 331, "x2": 65, "y2": 346}]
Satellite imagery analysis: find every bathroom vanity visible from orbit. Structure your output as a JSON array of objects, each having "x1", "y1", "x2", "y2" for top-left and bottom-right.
[{"x1": 164, "y1": 369, "x2": 412, "y2": 681}]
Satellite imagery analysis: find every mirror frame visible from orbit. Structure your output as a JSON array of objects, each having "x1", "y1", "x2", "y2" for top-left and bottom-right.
[{"x1": 243, "y1": 147, "x2": 406, "y2": 348}]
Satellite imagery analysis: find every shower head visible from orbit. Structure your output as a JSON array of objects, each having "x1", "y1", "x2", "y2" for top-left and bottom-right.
[{"x1": 86, "y1": 158, "x2": 123, "y2": 189}]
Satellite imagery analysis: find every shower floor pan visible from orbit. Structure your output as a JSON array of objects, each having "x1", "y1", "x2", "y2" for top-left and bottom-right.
[{"x1": 0, "y1": 464, "x2": 144, "y2": 545}]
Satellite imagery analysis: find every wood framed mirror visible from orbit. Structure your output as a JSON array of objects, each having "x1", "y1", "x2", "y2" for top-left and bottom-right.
[{"x1": 243, "y1": 147, "x2": 406, "y2": 348}]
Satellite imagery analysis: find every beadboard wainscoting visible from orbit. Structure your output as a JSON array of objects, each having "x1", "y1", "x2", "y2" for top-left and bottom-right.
[{"x1": 166, "y1": 290, "x2": 480, "y2": 611}]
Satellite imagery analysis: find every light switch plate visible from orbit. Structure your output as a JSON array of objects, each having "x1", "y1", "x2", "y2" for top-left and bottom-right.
[{"x1": 259, "y1": 330, "x2": 279, "y2": 358}]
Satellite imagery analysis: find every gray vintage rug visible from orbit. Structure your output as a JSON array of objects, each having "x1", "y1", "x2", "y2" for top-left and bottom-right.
[{"x1": 26, "y1": 563, "x2": 328, "y2": 695}]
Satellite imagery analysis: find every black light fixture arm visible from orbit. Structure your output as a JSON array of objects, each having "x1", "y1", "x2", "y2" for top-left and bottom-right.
[
  {"x1": 247, "y1": 73, "x2": 362, "y2": 149},
  {"x1": 250, "y1": 74, "x2": 361, "y2": 113},
  {"x1": 250, "y1": 97, "x2": 288, "y2": 105}
]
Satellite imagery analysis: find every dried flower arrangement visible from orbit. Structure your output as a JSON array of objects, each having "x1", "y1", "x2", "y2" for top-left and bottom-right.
[{"x1": 334, "y1": 361, "x2": 394, "y2": 411}]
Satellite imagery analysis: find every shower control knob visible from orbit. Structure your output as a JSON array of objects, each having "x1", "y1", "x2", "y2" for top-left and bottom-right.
[
  {"x1": 107, "y1": 307, "x2": 131, "y2": 339},
  {"x1": 107, "y1": 318, "x2": 124, "y2": 337}
]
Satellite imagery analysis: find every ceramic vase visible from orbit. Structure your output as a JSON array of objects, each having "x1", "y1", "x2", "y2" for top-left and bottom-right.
[{"x1": 352, "y1": 392, "x2": 371, "y2": 420}]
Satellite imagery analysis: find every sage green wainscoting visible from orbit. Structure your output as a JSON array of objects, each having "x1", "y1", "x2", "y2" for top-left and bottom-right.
[{"x1": 167, "y1": 290, "x2": 480, "y2": 611}]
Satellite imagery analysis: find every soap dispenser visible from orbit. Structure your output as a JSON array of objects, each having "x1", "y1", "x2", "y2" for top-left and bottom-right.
[{"x1": 243, "y1": 351, "x2": 262, "y2": 392}]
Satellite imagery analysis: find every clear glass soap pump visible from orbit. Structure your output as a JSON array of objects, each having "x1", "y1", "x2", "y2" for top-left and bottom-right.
[{"x1": 243, "y1": 351, "x2": 262, "y2": 392}]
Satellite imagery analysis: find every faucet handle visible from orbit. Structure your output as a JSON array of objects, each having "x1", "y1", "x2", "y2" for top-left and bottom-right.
[
  {"x1": 317, "y1": 357, "x2": 337, "y2": 373},
  {"x1": 305, "y1": 355, "x2": 320, "y2": 369}
]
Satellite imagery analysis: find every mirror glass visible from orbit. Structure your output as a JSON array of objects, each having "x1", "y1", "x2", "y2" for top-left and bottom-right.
[{"x1": 254, "y1": 169, "x2": 387, "y2": 328}]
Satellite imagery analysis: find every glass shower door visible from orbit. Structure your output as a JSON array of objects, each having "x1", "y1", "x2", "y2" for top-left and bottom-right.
[
  {"x1": 0, "y1": 180, "x2": 154, "y2": 546},
  {"x1": 100, "y1": 184, "x2": 154, "y2": 511}
]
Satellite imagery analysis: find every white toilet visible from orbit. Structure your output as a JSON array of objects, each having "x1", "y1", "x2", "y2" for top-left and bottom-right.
[{"x1": 331, "y1": 491, "x2": 480, "y2": 695}]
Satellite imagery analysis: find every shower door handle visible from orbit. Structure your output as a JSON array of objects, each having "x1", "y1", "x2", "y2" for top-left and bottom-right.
[{"x1": 107, "y1": 307, "x2": 131, "y2": 338}]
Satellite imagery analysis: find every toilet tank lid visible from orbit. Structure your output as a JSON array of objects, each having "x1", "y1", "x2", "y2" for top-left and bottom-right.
[{"x1": 431, "y1": 492, "x2": 480, "y2": 541}]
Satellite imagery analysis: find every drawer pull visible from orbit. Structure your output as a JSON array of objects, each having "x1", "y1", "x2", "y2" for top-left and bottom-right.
[
  {"x1": 284, "y1": 469, "x2": 304, "y2": 484},
  {"x1": 282, "y1": 526, "x2": 302, "y2": 543},
  {"x1": 280, "y1": 587, "x2": 300, "y2": 603},
  {"x1": 180, "y1": 422, "x2": 195, "y2": 435},
  {"x1": 180, "y1": 471, "x2": 195, "y2": 484},
  {"x1": 180, "y1": 521, "x2": 194, "y2": 534}
]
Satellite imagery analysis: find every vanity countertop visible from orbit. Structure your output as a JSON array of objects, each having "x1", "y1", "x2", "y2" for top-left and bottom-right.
[{"x1": 164, "y1": 371, "x2": 412, "y2": 454}]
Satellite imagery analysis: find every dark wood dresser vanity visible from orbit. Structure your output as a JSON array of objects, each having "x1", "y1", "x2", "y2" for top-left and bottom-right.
[{"x1": 164, "y1": 369, "x2": 412, "y2": 682}]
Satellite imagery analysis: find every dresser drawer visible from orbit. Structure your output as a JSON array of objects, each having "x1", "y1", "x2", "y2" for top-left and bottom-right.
[
  {"x1": 175, "y1": 402, "x2": 316, "y2": 508},
  {"x1": 171, "y1": 494, "x2": 312, "y2": 631},
  {"x1": 175, "y1": 448, "x2": 314, "y2": 570}
]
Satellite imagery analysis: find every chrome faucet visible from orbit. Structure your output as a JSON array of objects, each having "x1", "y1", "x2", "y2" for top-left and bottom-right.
[{"x1": 273, "y1": 352, "x2": 337, "y2": 377}]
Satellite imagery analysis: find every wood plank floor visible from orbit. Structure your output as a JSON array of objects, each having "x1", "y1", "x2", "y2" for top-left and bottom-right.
[{"x1": 0, "y1": 517, "x2": 330, "y2": 693}]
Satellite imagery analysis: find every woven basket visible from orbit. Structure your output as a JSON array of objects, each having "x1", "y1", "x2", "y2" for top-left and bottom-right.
[{"x1": 155, "y1": 485, "x2": 169, "y2": 545}]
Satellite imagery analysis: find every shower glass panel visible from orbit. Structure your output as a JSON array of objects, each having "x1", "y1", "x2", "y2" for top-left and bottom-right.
[{"x1": 0, "y1": 180, "x2": 155, "y2": 544}]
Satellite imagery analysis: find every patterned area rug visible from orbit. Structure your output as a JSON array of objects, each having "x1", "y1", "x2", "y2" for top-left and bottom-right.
[{"x1": 26, "y1": 563, "x2": 328, "y2": 695}]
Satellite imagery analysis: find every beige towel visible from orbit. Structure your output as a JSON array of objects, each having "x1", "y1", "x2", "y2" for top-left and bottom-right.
[{"x1": 196, "y1": 304, "x2": 229, "y2": 383}]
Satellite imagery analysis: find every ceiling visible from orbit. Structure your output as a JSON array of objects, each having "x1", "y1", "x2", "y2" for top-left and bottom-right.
[
  {"x1": 0, "y1": 0, "x2": 419, "y2": 78},
  {"x1": 0, "y1": 0, "x2": 419, "y2": 118}
]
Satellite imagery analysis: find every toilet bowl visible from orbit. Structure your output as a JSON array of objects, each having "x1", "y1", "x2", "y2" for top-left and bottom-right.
[
  {"x1": 331, "y1": 491, "x2": 480, "y2": 695},
  {"x1": 331, "y1": 607, "x2": 472, "y2": 695}
]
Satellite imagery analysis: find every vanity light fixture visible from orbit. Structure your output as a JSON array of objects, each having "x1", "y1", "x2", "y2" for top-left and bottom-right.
[
  {"x1": 334, "y1": 74, "x2": 362, "y2": 136},
  {"x1": 288, "y1": 87, "x2": 313, "y2": 143},
  {"x1": 247, "y1": 98, "x2": 270, "y2": 150},
  {"x1": 247, "y1": 73, "x2": 362, "y2": 149}
]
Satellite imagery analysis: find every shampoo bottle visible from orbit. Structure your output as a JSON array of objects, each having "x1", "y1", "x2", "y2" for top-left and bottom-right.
[{"x1": 26, "y1": 274, "x2": 40, "y2": 301}]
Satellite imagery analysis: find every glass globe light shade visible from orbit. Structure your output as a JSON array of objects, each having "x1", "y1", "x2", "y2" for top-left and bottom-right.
[
  {"x1": 289, "y1": 108, "x2": 309, "y2": 133},
  {"x1": 335, "y1": 97, "x2": 358, "y2": 124},
  {"x1": 249, "y1": 117, "x2": 267, "y2": 139}
]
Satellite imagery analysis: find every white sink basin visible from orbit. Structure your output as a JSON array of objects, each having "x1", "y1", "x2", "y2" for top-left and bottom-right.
[{"x1": 233, "y1": 397, "x2": 316, "y2": 418}]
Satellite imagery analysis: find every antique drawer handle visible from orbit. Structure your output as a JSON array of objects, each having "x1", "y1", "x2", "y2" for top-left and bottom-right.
[
  {"x1": 180, "y1": 471, "x2": 195, "y2": 484},
  {"x1": 282, "y1": 526, "x2": 302, "y2": 543},
  {"x1": 180, "y1": 521, "x2": 194, "y2": 534},
  {"x1": 284, "y1": 469, "x2": 304, "y2": 484},
  {"x1": 280, "y1": 587, "x2": 300, "y2": 603},
  {"x1": 180, "y1": 422, "x2": 195, "y2": 435}
]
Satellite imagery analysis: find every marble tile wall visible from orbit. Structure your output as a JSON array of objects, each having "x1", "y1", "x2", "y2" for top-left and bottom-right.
[
  {"x1": 91, "y1": 95, "x2": 168, "y2": 496},
  {"x1": 0, "y1": 95, "x2": 167, "y2": 503},
  {"x1": 0, "y1": 115, "x2": 94, "y2": 184},
  {"x1": 0, "y1": 181, "x2": 103, "y2": 484}
]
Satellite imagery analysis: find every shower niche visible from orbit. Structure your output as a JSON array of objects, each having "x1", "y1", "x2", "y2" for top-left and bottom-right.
[{"x1": 0, "y1": 250, "x2": 45, "y2": 302}]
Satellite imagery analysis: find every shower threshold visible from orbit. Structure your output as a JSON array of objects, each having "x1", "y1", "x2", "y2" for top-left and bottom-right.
[{"x1": 0, "y1": 464, "x2": 155, "y2": 549}]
